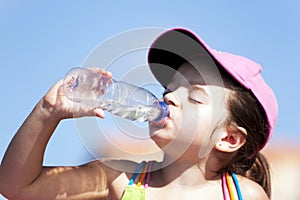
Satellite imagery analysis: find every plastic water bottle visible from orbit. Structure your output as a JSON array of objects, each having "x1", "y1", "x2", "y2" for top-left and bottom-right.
[{"x1": 62, "y1": 67, "x2": 168, "y2": 122}]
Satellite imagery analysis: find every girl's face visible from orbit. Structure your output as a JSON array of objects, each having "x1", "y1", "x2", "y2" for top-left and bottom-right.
[{"x1": 149, "y1": 59, "x2": 230, "y2": 158}]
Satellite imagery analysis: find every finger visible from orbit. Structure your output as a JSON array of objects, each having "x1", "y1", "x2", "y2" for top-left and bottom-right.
[
  {"x1": 94, "y1": 108, "x2": 105, "y2": 118},
  {"x1": 102, "y1": 71, "x2": 112, "y2": 78}
]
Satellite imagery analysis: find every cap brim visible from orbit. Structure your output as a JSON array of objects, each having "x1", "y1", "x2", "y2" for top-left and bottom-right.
[{"x1": 148, "y1": 28, "x2": 218, "y2": 87}]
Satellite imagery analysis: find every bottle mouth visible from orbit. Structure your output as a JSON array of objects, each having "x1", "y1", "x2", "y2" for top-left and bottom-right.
[{"x1": 152, "y1": 101, "x2": 169, "y2": 122}]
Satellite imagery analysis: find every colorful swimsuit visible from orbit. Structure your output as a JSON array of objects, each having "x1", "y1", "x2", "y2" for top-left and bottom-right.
[
  {"x1": 121, "y1": 161, "x2": 243, "y2": 200},
  {"x1": 121, "y1": 161, "x2": 152, "y2": 200}
]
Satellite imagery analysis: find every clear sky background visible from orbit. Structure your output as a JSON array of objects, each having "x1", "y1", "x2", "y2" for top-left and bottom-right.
[{"x1": 0, "y1": 1, "x2": 299, "y2": 198}]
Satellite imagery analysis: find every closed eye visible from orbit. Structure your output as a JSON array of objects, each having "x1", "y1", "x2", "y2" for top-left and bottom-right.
[
  {"x1": 188, "y1": 97, "x2": 203, "y2": 104},
  {"x1": 189, "y1": 86, "x2": 209, "y2": 104}
]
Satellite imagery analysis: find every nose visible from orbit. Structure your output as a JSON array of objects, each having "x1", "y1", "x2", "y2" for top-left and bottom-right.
[{"x1": 163, "y1": 90, "x2": 180, "y2": 107}]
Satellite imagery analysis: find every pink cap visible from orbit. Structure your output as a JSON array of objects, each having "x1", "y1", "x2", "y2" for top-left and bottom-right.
[{"x1": 148, "y1": 28, "x2": 278, "y2": 149}]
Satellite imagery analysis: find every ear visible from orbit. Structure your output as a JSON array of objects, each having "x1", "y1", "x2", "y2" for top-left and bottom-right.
[{"x1": 215, "y1": 126, "x2": 247, "y2": 153}]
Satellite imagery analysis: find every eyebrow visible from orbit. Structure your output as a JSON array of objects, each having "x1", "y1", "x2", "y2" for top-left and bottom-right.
[{"x1": 191, "y1": 84, "x2": 209, "y2": 97}]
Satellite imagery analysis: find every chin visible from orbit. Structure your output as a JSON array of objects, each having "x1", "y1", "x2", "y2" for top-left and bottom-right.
[
  {"x1": 150, "y1": 135, "x2": 172, "y2": 149},
  {"x1": 149, "y1": 127, "x2": 177, "y2": 149}
]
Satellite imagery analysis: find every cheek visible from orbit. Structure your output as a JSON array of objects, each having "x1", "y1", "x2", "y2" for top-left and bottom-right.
[{"x1": 179, "y1": 105, "x2": 213, "y2": 142}]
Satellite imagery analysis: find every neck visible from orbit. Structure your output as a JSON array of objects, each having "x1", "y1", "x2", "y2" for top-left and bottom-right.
[
  {"x1": 152, "y1": 157, "x2": 203, "y2": 187},
  {"x1": 154, "y1": 149, "x2": 224, "y2": 186}
]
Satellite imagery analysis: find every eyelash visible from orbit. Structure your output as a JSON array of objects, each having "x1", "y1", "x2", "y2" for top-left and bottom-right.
[{"x1": 189, "y1": 97, "x2": 202, "y2": 104}]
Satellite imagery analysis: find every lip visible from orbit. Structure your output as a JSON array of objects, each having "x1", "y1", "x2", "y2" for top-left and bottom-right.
[
  {"x1": 150, "y1": 108, "x2": 171, "y2": 127},
  {"x1": 150, "y1": 119, "x2": 164, "y2": 127}
]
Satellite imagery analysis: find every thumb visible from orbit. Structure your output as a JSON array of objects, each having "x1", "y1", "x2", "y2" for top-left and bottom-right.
[{"x1": 94, "y1": 108, "x2": 106, "y2": 118}]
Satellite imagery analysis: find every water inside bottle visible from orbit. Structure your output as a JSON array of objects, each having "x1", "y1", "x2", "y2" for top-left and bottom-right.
[{"x1": 97, "y1": 100, "x2": 162, "y2": 122}]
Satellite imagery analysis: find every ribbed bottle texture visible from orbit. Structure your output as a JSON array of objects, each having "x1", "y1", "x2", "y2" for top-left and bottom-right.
[{"x1": 63, "y1": 67, "x2": 168, "y2": 122}]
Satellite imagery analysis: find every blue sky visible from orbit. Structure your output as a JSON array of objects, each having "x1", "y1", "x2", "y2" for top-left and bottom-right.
[{"x1": 0, "y1": 1, "x2": 299, "y2": 195}]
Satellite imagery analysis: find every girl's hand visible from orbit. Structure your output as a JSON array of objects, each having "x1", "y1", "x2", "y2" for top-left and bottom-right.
[{"x1": 41, "y1": 68, "x2": 112, "y2": 120}]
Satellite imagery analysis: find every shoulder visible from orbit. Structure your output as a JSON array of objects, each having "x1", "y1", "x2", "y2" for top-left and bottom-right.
[
  {"x1": 85, "y1": 159, "x2": 141, "y2": 181},
  {"x1": 238, "y1": 176, "x2": 269, "y2": 200},
  {"x1": 88, "y1": 159, "x2": 145, "y2": 199}
]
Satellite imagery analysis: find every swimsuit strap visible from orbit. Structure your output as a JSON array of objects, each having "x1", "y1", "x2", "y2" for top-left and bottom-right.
[
  {"x1": 128, "y1": 161, "x2": 154, "y2": 187},
  {"x1": 144, "y1": 161, "x2": 153, "y2": 188},
  {"x1": 222, "y1": 172, "x2": 230, "y2": 200},
  {"x1": 129, "y1": 161, "x2": 146, "y2": 186},
  {"x1": 137, "y1": 162, "x2": 149, "y2": 187},
  {"x1": 121, "y1": 161, "x2": 152, "y2": 200},
  {"x1": 222, "y1": 172, "x2": 243, "y2": 200},
  {"x1": 226, "y1": 172, "x2": 238, "y2": 199},
  {"x1": 231, "y1": 172, "x2": 243, "y2": 200}
]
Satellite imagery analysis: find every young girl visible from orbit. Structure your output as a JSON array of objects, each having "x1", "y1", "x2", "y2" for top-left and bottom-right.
[{"x1": 0, "y1": 28, "x2": 278, "y2": 199}]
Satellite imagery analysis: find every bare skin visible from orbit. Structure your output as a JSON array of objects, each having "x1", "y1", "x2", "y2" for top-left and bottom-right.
[{"x1": 0, "y1": 66, "x2": 268, "y2": 199}]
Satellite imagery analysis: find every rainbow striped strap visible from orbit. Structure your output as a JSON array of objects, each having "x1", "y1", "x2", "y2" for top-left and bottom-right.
[
  {"x1": 222, "y1": 172, "x2": 230, "y2": 200},
  {"x1": 129, "y1": 161, "x2": 146, "y2": 186},
  {"x1": 222, "y1": 172, "x2": 243, "y2": 200},
  {"x1": 128, "y1": 161, "x2": 153, "y2": 187},
  {"x1": 137, "y1": 162, "x2": 149, "y2": 187},
  {"x1": 231, "y1": 172, "x2": 243, "y2": 200}
]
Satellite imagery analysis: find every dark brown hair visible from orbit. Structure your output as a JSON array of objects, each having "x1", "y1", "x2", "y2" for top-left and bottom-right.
[{"x1": 221, "y1": 68, "x2": 271, "y2": 197}]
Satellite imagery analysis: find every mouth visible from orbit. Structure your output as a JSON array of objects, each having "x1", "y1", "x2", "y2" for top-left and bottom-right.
[{"x1": 150, "y1": 108, "x2": 171, "y2": 127}]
